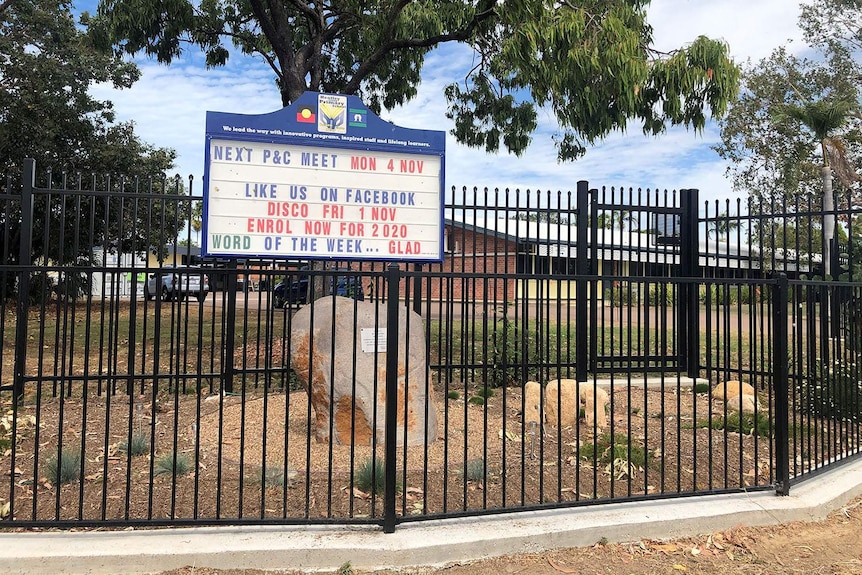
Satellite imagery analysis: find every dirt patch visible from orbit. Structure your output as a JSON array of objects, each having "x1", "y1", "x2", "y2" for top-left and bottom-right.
[
  {"x1": 4, "y1": 382, "x2": 862, "y2": 574},
  {"x1": 0, "y1": 383, "x2": 851, "y2": 523}
]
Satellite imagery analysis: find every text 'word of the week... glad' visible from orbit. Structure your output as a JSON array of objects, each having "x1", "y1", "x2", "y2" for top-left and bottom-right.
[{"x1": 210, "y1": 233, "x2": 422, "y2": 256}]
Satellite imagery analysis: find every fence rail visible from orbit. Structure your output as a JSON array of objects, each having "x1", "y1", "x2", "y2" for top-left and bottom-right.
[{"x1": 1, "y1": 161, "x2": 861, "y2": 530}]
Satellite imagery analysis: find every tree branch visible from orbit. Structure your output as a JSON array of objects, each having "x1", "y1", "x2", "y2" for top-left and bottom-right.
[
  {"x1": 343, "y1": 2, "x2": 498, "y2": 94},
  {"x1": 295, "y1": 0, "x2": 327, "y2": 88}
]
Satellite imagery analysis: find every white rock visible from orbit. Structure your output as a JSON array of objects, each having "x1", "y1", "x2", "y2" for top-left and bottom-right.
[{"x1": 290, "y1": 296, "x2": 438, "y2": 446}]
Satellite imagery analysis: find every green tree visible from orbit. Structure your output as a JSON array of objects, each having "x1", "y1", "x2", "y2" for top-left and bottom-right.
[
  {"x1": 800, "y1": 0, "x2": 862, "y2": 57},
  {"x1": 714, "y1": 46, "x2": 861, "y2": 275},
  {"x1": 0, "y1": 0, "x2": 188, "y2": 298},
  {"x1": 90, "y1": 0, "x2": 739, "y2": 161},
  {"x1": 778, "y1": 97, "x2": 862, "y2": 276},
  {"x1": 2, "y1": 0, "x2": 142, "y2": 174},
  {"x1": 715, "y1": 48, "x2": 859, "y2": 204}
]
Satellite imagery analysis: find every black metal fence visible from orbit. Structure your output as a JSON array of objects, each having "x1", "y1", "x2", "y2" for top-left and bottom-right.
[{"x1": 1, "y1": 160, "x2": 860, "y2": 531}]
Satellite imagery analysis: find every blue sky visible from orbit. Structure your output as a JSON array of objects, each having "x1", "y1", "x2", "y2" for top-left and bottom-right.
[{"x1": 86, "y1": 0, "x2": 805, "y2": 206}]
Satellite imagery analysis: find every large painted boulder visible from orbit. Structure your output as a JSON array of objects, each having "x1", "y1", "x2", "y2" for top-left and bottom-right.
[{"x1": 290, "y1": 296, "x2": 438, "y2": 446}]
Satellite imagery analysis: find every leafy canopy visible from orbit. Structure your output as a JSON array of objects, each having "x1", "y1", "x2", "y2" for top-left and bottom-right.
[
  {"x1": 0, "y1": 0, "x2": 188, "y2": 278},
  {"x1": 90, "y1": 0, "x2": 739, "y2": 161},
  {"x1": 714, "y1": 0, "x2": 862, "y2": 207},
  {"x1": 800, "y1": 0, "x2": 862, "y2": 55},
  {"x1": 715, "y1": 49, "x2": 861, "y2": 206},
  {"x1": 0, "y1": 0, "x2": 175, "y2": 176}
]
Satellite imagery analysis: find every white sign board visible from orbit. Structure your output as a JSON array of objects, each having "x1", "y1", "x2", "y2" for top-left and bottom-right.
[
  {"x1": 206, "y1": 141, "x2": 441, "y2": 259},
  {"x1": 203, "y1": 92, "x2": 446, "y2": 262}
]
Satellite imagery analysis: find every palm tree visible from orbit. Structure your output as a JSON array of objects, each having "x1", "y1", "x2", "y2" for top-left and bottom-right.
[
  {"x1": 611, "y1": 210, "x2": 633, "y2": 234},
  {"x1": 595, "y1": 212, "x2": 612, "y2": 230},
  {"x1": 779, "y1": 98, "x2": 862, "y2": 277},
  {"x1": 707, "y1": 210, "x2": 741, "y2": 240}
]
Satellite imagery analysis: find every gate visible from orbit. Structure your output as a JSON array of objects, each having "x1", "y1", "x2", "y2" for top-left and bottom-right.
[{"x1": 577, "y1": 184, "x2": 700, "y2": 377}]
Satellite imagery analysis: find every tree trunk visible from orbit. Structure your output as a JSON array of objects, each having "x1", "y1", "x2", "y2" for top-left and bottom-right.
[{"x1": 822, "y1": 166, "x2": 835, "y2": 278}]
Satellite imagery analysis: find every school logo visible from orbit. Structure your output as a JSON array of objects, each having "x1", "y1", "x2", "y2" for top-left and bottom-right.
[
  {"x1": 296, "y1": 105, "x2": 316, "y2": 123},
  {"x1": 318, "y1": 94, "x2": 347, "y2": 134},
  {"x1": 348, "y1": 108, "x2": 367, "y2": 128}
]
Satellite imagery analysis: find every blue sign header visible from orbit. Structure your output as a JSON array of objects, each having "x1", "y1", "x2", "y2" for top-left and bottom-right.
[{"x1": 205, "y1": 92, "x2": 446, "y2": 155}]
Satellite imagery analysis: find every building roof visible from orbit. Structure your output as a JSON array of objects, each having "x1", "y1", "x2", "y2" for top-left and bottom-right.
[{"x1": 444, "y1": 215, "x2": 819, "y2": 273}]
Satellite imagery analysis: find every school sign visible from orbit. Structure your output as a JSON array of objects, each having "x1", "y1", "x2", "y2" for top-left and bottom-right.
[{"x1": 202, "y1": 92, "x2": 446, "y2": 262}]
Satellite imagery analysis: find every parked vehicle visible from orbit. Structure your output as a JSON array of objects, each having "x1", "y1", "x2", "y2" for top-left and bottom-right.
[
  {"x1": 144, "y1": 265, "x2": 210, "y2": 302},
  {"x1": 272, "y1": 270, "x2": 364, "y2": 308}
]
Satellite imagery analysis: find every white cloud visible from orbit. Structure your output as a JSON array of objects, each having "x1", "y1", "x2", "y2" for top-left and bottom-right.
[
  {"x1": 648, "y1": 0, "x2": 804, "y2": 61},
  {"x1": 91, "y1": 60, "x2": 282, "y2": 181}
]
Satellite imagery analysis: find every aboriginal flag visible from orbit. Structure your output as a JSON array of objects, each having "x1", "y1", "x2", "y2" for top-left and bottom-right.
[{"x1": 297, "y1": 105, "x2": 316, "y2": 123}]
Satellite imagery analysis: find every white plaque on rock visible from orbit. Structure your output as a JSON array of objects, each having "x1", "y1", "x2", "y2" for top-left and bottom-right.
[{"x1": 360, "y1": 328, "x2": 387, "y2": 353}]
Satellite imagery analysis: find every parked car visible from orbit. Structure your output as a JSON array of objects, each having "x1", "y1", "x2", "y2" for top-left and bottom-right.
[
  {"x1": 272, "y1": 270, "x2": 364, "y2": 308},
  {"x1": 144, "y1": 265, "x2": 210, "y2": 302}
]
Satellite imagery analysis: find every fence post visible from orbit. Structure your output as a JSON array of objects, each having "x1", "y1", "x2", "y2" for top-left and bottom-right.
[
  {"x1": 13, "y1": 159, "x2": 35, "y2": 402},
  {"x1": 679, "y1": 188, "x2": 700, "y2": 379},
  {"x1": 412, "y1": 263, "x2": 422, "y2": 315},
  {"x1": 830, "y1": 236, "x2": 840, "y2": 338},
  {"x1": 575, "y1": 181, "x2": 589, "y2": 383},
  {"x1": 222, "y1": 259, "x2": 239, "y2": 394},
  {"x1": 773, "y1": 273, "x2": 791, "y2": 495},
  {"x1": 383, "y1": 263, "x2": 401, "y2": 533}
]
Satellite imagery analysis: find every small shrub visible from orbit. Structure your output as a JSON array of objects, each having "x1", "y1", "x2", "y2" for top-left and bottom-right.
[
  {"x1": 45, "y1": 448, "x2": 81, "y2": 485},
  {"x1": 709, "y1": 411, "x2": 771, "y2": 437},
  {"x1": 487, "y1": 315, "x2": 524, "y2": 388},
  {"x1": 338, "y1": 561, "x2": 353, "y2": 575},
  {"x1": 250, "y1": 464, "x2": 295, "y2": 488},
  {"x1": 468, "y1": 396, "x2": 485, "y2": 406},
  {"x1": 120, "y1": 432, "x2": 150, "y2": 457},
  {"x1": 446, "y1": 390, "x2": 460, "y2": 400},
  {"x1": 693, "y1": 383, "x2": 711, "y2": 394},
  {"x1": 354, "y1": 457, "x2": 399, "y2": 495},
  {"x1": 581, "y1": 433, "x2": 648, "y2": 467},
  {"x1": 287, "y1": 368, "x2": 305, "y2": 392},
  {"x1": 154, "y1": 451, "x2": 192, "y2": 476},
  {"x1": 475, "y1": 386, "x2": 495, "y2": 399},
  {"x1": 604, "y1": 282, "x2": 637, "y2": 306},
  {"x1": 699, "y1": 285, "x2": 739, "y2": 306},
  {"x1": 646, "y1": 284, "x2": 673, "y2": 306},
  {"x1": 267, "y1": 368, "x2": 305, "y2": 392},
  {"x1": 732, "y1": 285, "x2": 770, "y2": 304},
  {"x1": 462, "y1": 458, "x2": 486, "y2": 482},
  {"x1": 27, "y1": 272, "x2": 56, "y2": 305},
  {"x1": 799, "y1": 359, "x2": 862, "y2": 422}
]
